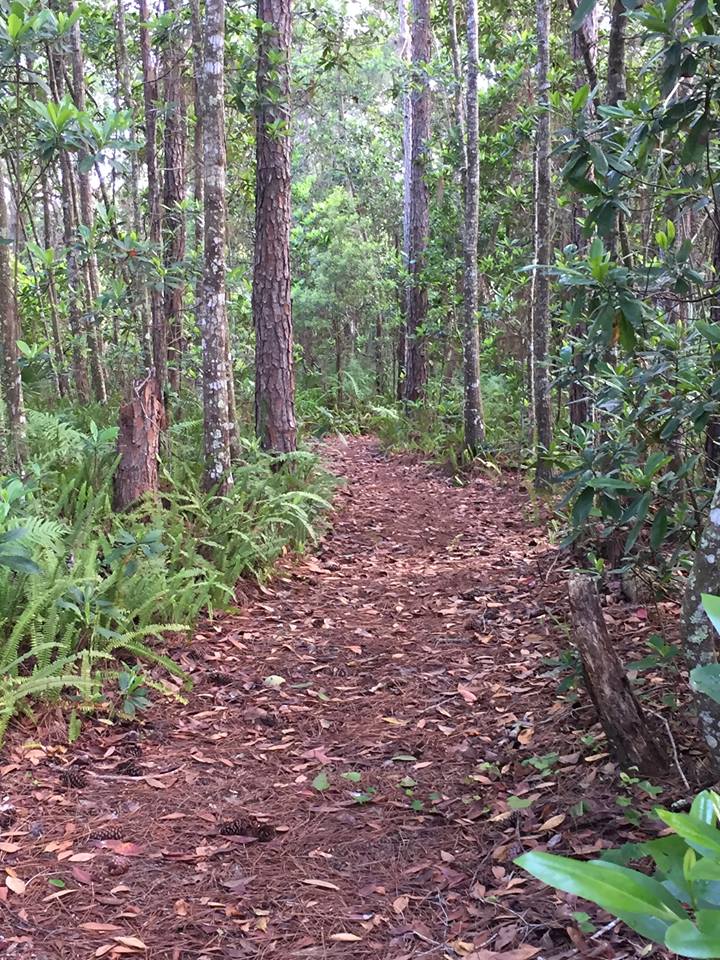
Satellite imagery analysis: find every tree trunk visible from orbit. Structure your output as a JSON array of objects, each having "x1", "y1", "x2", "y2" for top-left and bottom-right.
[
  {"x1": 253, "y1": 0, "x2": 297, "y2": 454},
  {"x1": 40, "y1": 172, "x2": 69, "y2": 398},
  {"x1": 0, "y1": 173, "x2": 26, "y2": 471},
  {"x1": 190, "y1": 0, "x2": 205, "y2": 348},
  {"x1": 113, "y1": 375, "x2": 165, "y2": 511},
  {"x1": 397, "y1": 0, "x2": 411, "y2": 399},
  {"x1": 682, "y1": 475, "x2": 720, "y2": 764},
  {"x1": 199, "y1": 0, "x2": 233, "y2": 492},
  {"x1": 162, "y1": 0, "x2": 187, "y2": 396},
  {"x1": 607, "y1": 0, "x2": 627, "y2": 107},
  {"x1": 139, "y1": 0, "x2": 166, "y2": 394},
  {"x1": 569, "y1": 574, "x2": 668, "y2": 773},
  {"x1": 461, "y1": 0, "x2": 485, "y2": 454},
  {"x1": 68, "y1": 3, "x2": 107, "y2": 404},
  {"x1": 532, "y1": 0, "x2": 553, "y2": 489},
  {"x1": 404, "y1": 0, "x2": 430, "y2": 403},
  {"x1": 116, "y1": 0, "x2": 151, "y2": 366}
]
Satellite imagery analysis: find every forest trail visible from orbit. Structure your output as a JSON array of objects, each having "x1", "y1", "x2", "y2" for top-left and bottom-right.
[{"x1": 4, "y1": 438, "x2": 610, "y2": 959}]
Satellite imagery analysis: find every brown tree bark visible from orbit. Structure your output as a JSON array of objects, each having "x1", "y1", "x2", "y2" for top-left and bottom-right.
[
  {"x1": 199, "y1": 0, "x2": 233, "y2": 491},
  {"x1": 113, "y1": 375, "x2": 165, "y2": 511},
  {"x1": 0, "y1": 172, "x2": 26, "y2": 471},
  {"x1": 253, "y1": 0, "x2": 297, "y2": 454},
  {"x1": 162, "y1": 0, "x2": 187, "y2": 395},
  {"x1": 404, "y1": 0, "x2": 431, "y2": 403},
  {"x1": 460, "y1": 0, "x2": 485, "y2": 453},
  {"x1": 532, "y1": 0, "x2": 553, "y2": 488},
  {"x1": 569, "y1": 575, "x2": 668, "y2": 773},
  {"x1": 139, "y1": 0, "x2": 166, "y2": 394},
  {"x1": 40, "y1": 171, "x2": 69, "y2": 398}
]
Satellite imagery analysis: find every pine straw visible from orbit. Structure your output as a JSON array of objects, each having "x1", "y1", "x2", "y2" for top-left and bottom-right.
[{"x1": 0, "y1": 436, "x2": 702, "y2": 959}]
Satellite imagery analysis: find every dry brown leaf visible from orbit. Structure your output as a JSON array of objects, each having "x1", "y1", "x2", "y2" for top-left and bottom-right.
[
  {"x1": 0, "y1": 841, "x2": 20, "y2": 853},
  {"x1": 69, "y1": 852, "x2": 96, "y2": 862},
  {"x1": 539, "y1": 814, "x2": 566, "y2": 832},
  {"x1": 5, "y1": 875, "x2": 25, "y2": 894},
  {"x1": 393, "y1": 895, "x2": 409, "y2": 913},
  {"x1": 113, "y1": 935, "x2": 147, "y2": 950},
  {"x1": 330, "y1": 933, "x2": 362, "y2": 942},
  {"x1": 79, "y1": 922, "x2": 124, "y2": 933},
  {"x1": 301, "y1": 878, "x2": 340, "y2": 891}
]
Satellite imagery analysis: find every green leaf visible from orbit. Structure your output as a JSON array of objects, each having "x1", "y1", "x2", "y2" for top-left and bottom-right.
[
  {"x1": 515, "y1": 851, "x2": 687, "y2": 925},
  {"x1": 690, "y1": 665, "x2": 720, "y2": 706},
  {"x1": 341, "y1": 771, "x2": 362, "y2": 783},
  {"x1": 656, "y1": 809, "x2": 720, "y2": 859},
  {"x1": 702, "y1": 594, "x2": 720, "y2": 636},
  {"x1": 572, "y1": 486, "x2": 594, "y2": 526},
  {"x1": 666, "y1": 912, "x2": 720, "y2": 958},
  {"x1": 650, "y1": 508, "x2": 669, "y2": 552},
  {"x1": 508, "y1": 795, "x2": 534, "y2": 810},
  {"x1": 312, "y1": 770, "x2": 330, "y2": 792}
]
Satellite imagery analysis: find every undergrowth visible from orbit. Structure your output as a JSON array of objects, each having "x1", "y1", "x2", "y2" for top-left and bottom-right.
[{"x1": 0, "y1": 407, "x2": 333, "y2": 742}]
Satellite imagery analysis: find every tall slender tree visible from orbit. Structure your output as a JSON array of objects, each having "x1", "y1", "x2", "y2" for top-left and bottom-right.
[
  {"x1": 396, "y1": 0, "x2": 412, "y2": 399},
  {"x1": 199, "y1": 0, "x2": 233, "y2": 491},
  {"x1": 68, "y1": 3, "x2": 107, "y2": 404},
  {"x1": 162, "y1": 0, "x2": 187, "y2": 394},
  {"x1": 138, "y1": 0, "x2": 165, "y2": 392},
  {"x1": 532, "y1": 0, "x2": 553, "y2": 488},
  {"x1": 460, "y1": 0, "x2": 484, "y2": 453},
  {"x1": 253, "y1": 0, "x2": 297, "y2": 453},
  {"x1": 0, "y1": 171, "x2": 25, "y2": 470},
  {"x1": 404, "y1": 0, "x2": 431, "y2": 403}
]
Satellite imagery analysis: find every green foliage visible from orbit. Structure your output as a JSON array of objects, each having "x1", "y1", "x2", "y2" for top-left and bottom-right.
[
  {"x1": 517, "y1": 790, "x2": 720, "y2": 957},
  {"x1": 0, "y1": 409, "x2": 332, "y2": 743}
]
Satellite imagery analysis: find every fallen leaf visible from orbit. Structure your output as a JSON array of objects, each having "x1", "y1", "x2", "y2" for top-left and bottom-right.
[
  {"x1": 0, "y1": 842, "x2": 20, "y2": 853},
  {"x1": 101, "y1": 841, "x2": 145, "y2": 857},
  {"x1": 539, "y1": 814, "x2": 566, "y2": 832},
  {"x1": 393, "y1": 895, "x2": 409, "y2": 913},
  {"x1": 330, "y1": 933, "x2": 362, "y2": 942},
  {"x1": 79, "y1": 922, "x2": 124, "y2": 933},
  {"x1": 113, "y1": 936, "x2": 147, "y2": 950},
  {"x1": 69, "y1": 852, "x2": 96, "y2": 862},
  {"x1": 5, "y1": 875, "x2": 25, "y2": 894},
  {"x1": 301, "y1": 878, "x2": 339, "y2": 891}
]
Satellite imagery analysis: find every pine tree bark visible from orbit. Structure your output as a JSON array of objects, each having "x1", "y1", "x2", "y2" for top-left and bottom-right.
[
  {"x1": 532, "y1": 0, "x2": 553, "y2": 489},
  {"x1": 162, "y1": 0, "x2": 187, "y2": 395},
  {"x1": 461, "y1": 0, "x2": 484, "y2": 453},
  {"x1": 0, "y1": 173, "x2": 26, "y2": 471},
  {"x1": 404, "y1": 0, "x2": 431, "y2": 403},
  {"x1": 253, "y1": 0, "x2": 297, "y2": 454},
  {"x1": 200, "y1": 0, "x2": 233, "y2": 491},
  {"x1": 113, "y1": 375, "x2": 165, "y2": 511},
  {"x1": 139, "y1": 0, "x2": 166, "y2": 394}
]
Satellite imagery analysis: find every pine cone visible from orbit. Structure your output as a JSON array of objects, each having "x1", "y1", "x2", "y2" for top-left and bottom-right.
[
  {"x1": 219, "y1": 817, "x2": 275, "y2": 842},
  {"x1": 122, "y1": 742, "x2": 142, "y2": 758},
  {"x1": 60, "y1": 767, "x2": 87, "y2": 789},
  {"x1": 115, "y1": 759, "x2": 143, "y2": 777},
  {"x1": 208, "y1": 672, "x2": 233, "y2": 687},
  {"x1": 90, "y1": 824, "x2": 124, "y2": 841}
]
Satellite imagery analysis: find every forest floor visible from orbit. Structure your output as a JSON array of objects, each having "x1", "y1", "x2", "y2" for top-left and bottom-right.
[{"x1": 0, "y1": 436, "x2": 699, "y2": 960}]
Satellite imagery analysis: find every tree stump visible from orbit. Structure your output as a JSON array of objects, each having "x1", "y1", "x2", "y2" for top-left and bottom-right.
[
  {"x1": 113, "y1": 375, "x2": 165, "y2": 512},
  {"x1": 568, "y1": 574, "x2": 667, "y2": 773}
]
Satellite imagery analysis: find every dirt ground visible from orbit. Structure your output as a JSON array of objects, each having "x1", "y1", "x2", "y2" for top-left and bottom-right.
[{"x1": 0, "y1": 436, "x2": 700, "y2": 959}]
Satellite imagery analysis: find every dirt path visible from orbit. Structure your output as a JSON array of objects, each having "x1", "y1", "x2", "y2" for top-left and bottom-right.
[{"x1": 0, "y1": 437, "x2": 675, "y2": 959}]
